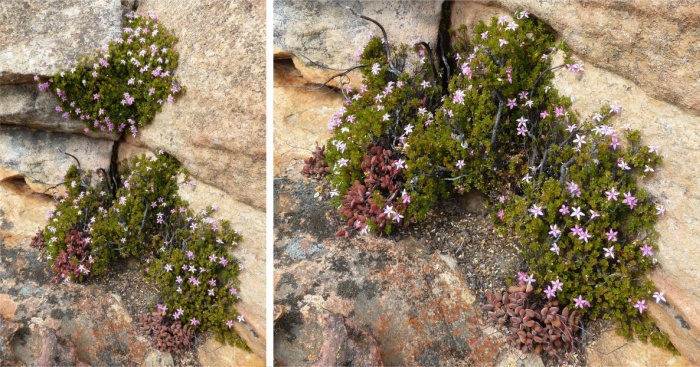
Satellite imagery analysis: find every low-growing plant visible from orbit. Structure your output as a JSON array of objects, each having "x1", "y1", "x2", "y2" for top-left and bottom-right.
[
  {"x1": 484, "y1": 279, "x2": 581, "y2": 358},
  {"x1": 31, "y1": 151, "x2": 248, "y2": 352},
  {"x1": 34, "y1": 11, "x2": 184, "y2": 136},
  {"x1": 308, "y1": 8, "x2": 674, "y2": 354}
]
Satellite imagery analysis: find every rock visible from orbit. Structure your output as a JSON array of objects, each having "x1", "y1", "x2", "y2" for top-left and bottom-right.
[
  {"x1": 274, "y1": 0, "x2": 443, "y2": 88},
  {"x1": 0, "y1": 84, "x2": 118, "y2": 140},
  {"x1": 140, "y1": 349, "x2": 174, "y2": 367},
  {"x1": 131, "y1": 0, "x2": 266, "y2": 211},
  {"x1": 587, "y1": 328, "x2": 692, "y2": 367},
  {"x1": 0, "y1": 125, "x2": 114, "y2": 195},
  {"x1": 312, "y1": 313, "x2": 383, "y2": 367},
  {"x1": 197, "y1": 338, "x2": 265, "y2": 367},
  {"x1": 120, "y1": 142, "x2": 267, "y2": 360},
  {"x1": 273, "y1": 59, "x2": 340, "y2": 177},
  {"x1": 274, "y1": 181, "x2": 526, "y2": 366},
  {"x1": 0, "y1": 0, "x2": 122, "y2": 84},
  {"x1": 646, "y1": 282, "x2": 700, "y2": 364},
  {"x1": 34, "y1": 328, "x2": 90, "y2": 367},
  {"x1": 0, "y1": 185, "x2": 151, "y2": 366},
  {"x1": 0, "y1": 317, "x2": 19, "y2": 365}
]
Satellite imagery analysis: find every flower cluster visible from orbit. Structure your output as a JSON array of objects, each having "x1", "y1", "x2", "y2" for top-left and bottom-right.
[
  {"x1": 34, "y1": 11, "x2": 184, "y2": 136},
  {"x1": 32, "y1": 152, "x2": 247, "y2": 351},
  {"x1": 310, "y1": 10, "x2": 674, "y2": 353},
  {"x1": 145, "y1": 207, "x2": 247, "y2": 348}
]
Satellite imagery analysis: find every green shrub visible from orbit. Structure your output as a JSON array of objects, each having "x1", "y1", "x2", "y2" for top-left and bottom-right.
[
  {"x1": 35, "y1": 11, "x2": 184, "y2": 136},
  {"x1": 33, "y1": 152, "x2": 247, "y2": 351}
]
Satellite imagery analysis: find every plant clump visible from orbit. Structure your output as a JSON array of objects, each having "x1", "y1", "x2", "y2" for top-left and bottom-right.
[
  {"x1": 35, "y1": 11, "x2": 184, "y2": 137},
  {"x1": 308, "y1": 9, "x2": 674, "y2": 355},
  {"x1": 31, "y1": 151, "x2": 247, "y2": 352},
  {"x1": 484, "y1": 280, "x2": 581, "y2": 358}
]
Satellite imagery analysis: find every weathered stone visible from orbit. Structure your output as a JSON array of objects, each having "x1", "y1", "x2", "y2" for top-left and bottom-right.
[
  {"x1": 274, "y1": 182, "x2": 527, "y2": 366},
  {"x1": 0, "y1": 84, "x2": 118, "y2": 140},
  {"x1": 273, "y1": 59, "x2": 339, "y2": 177},
  {"x1": 140, "y1": 349, "x2": 174, "y2": 367},
  {"x1": 0, "y1": 174, "x2": 55, "y2": 249},
  {"x1": 647, "y1": 280, "x2": 700, "y2": 364},
  {"x1": 0, "y1": 125, "x2": 114, "y2": 195},
  {"x1": 587, "y1": 328, "x2": 692, "y2": 367},
  {"x1": 131, "y1": 0, "x2": 266, "y2": 211},
  {"x1": 34, "y1": 328, "x2": 90, "y2": 367},
  {"x1": 197, "y1": 339, "x2": 265, "y2": 367},
  {"x1": 0, "y1": 317, "x2": 19, "y2": 365},
  {"x1": 274, "y1": 0, "x2": 443, "y2": 88},
  {"x1": 119, "y1": 142, "x2": 267, "y2": 360},
  {"x1": 312, "y1": 313, "x2": 383, "y2": 367},
  {"x1": 0, "y1": 0, "x2": 122, "y2": 84}
]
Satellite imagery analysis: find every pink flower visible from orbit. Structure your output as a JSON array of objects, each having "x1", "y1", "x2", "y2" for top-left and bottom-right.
[
  {"x1": 551, "y1": 279, "x2": 563, "y2": 292},
  {"x1": 634, "y1": 300, "x2": 647, "y2": 314},
  {"x1": 640, "y1": 244, "x2": 654, "y2": 257},
  {"x1": 573, "y1": 295, "x2": 590, "y2": 309},
  {"x1": 544, "y1": 285, "x2": 556, "y2": 299},
  {"x1": 226, "y1": 320, "x2": 234, "y2": 328},
  {"x1": 554, "y1": 107, "x2": 565, "y2": 117},
  {"x1": 622, "y1": 192, "x2": 638, "y2": 209},
  {"x1": 190, "y1": 318, "x2": 200, "y2": 326},
  {"x1": 606, "y1": 229, "x2": 618, "y2": 242}
]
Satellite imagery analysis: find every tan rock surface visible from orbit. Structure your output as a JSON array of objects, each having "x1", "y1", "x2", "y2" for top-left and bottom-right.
[
  {"x1": 587, "y1": 328, "x2": 692, "y2": 367},
  {"x1": 274, "y1": 0, "x2": 443, "y2": 88},
  {"x1": 132, "y1": 0, "x2": 266, "y2": 211},
  {"x1": 273, "y1": 59, "x2": 340, "y2": 177},
  {"x1": 0, "y1": 0, "x2": 122, "y2": 84},
  {"x1": 197, "y1": 338, "x2": 265, "y2": 367}
]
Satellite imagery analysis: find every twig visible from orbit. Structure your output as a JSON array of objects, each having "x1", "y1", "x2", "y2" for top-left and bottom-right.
[{"x1": 340, "y1": 3, "x2": 401, "y2": 77}]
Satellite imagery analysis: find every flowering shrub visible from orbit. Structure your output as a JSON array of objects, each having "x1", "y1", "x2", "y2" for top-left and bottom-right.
[
  {"x1": 34, "y1": 11, "x2": 184, "y2": 136},
  {"x1": 31, "y1": 152, "x2": 247, "y2": 351},
  {"x1": 311, "y1": 9, "x2": 674, "y2": 353}
]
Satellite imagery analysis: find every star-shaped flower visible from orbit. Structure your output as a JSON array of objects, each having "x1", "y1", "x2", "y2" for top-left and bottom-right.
[
  {"x1": 550, "y1": 243, "x2": 560, "y2": 255},
  {"x1": 570, "y1": 206, "x2": 585, "y2": 220},
  {"x1": 551, "y1": 279, "x2": 563, "y2": 292},
  {"x1": 507, "y1": 98, "x2": 517, "y2": 109},
  {"x1": 573, "y1": 295, "x2": 590, "y2": 309},
  {"x1": 610, "y1": 103, "x2": 622, "y2": 114},
  {"x1": 653, "y1": 291, "x2": 666, "y2": 303},
  {"x1": 640, "y1": 244, "x2": 654, "y2": 257},
  {"x1": 622, "y1": 192, "x2": 638, "y2": 210},
  {"x1": 544, "y1": 285, "x2": 556, "y2": 299},
  {"x1": 606, "y1": 229, "x2": 618, "y2": 242},
  {"x1": 634, "y1": 299, "x2": 647, "y2": 314},
  {"x1": 573, "y1": 134, "x2": 586, "y2": 149},
  {"x1": 604, "y1": 246, "x2": 615, "y2": 259},
  {"x1": 548, "y1": 225, "x2": 561, "y2": 238},
  {"x1": 559, "y1": 205, "x2": 570, "y2": 215},
  {"x1": 605, "y1": 187, "x2": 619, "y2": 201}
]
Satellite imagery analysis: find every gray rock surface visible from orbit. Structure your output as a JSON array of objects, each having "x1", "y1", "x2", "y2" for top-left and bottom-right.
[
  {"x1": 0, "y1": 84, "x2": 118, "y2": 140},
  {"x1": 0, "y1": 0, "x2": 122, "y2": 84},
  {"x1": 0, "y1": 125, "x2": 113, "y2": 194}
]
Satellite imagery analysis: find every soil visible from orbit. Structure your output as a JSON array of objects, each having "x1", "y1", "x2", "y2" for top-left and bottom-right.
[{"x1": 275, "y1": 176, "x2": 609, "y2": 367}]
